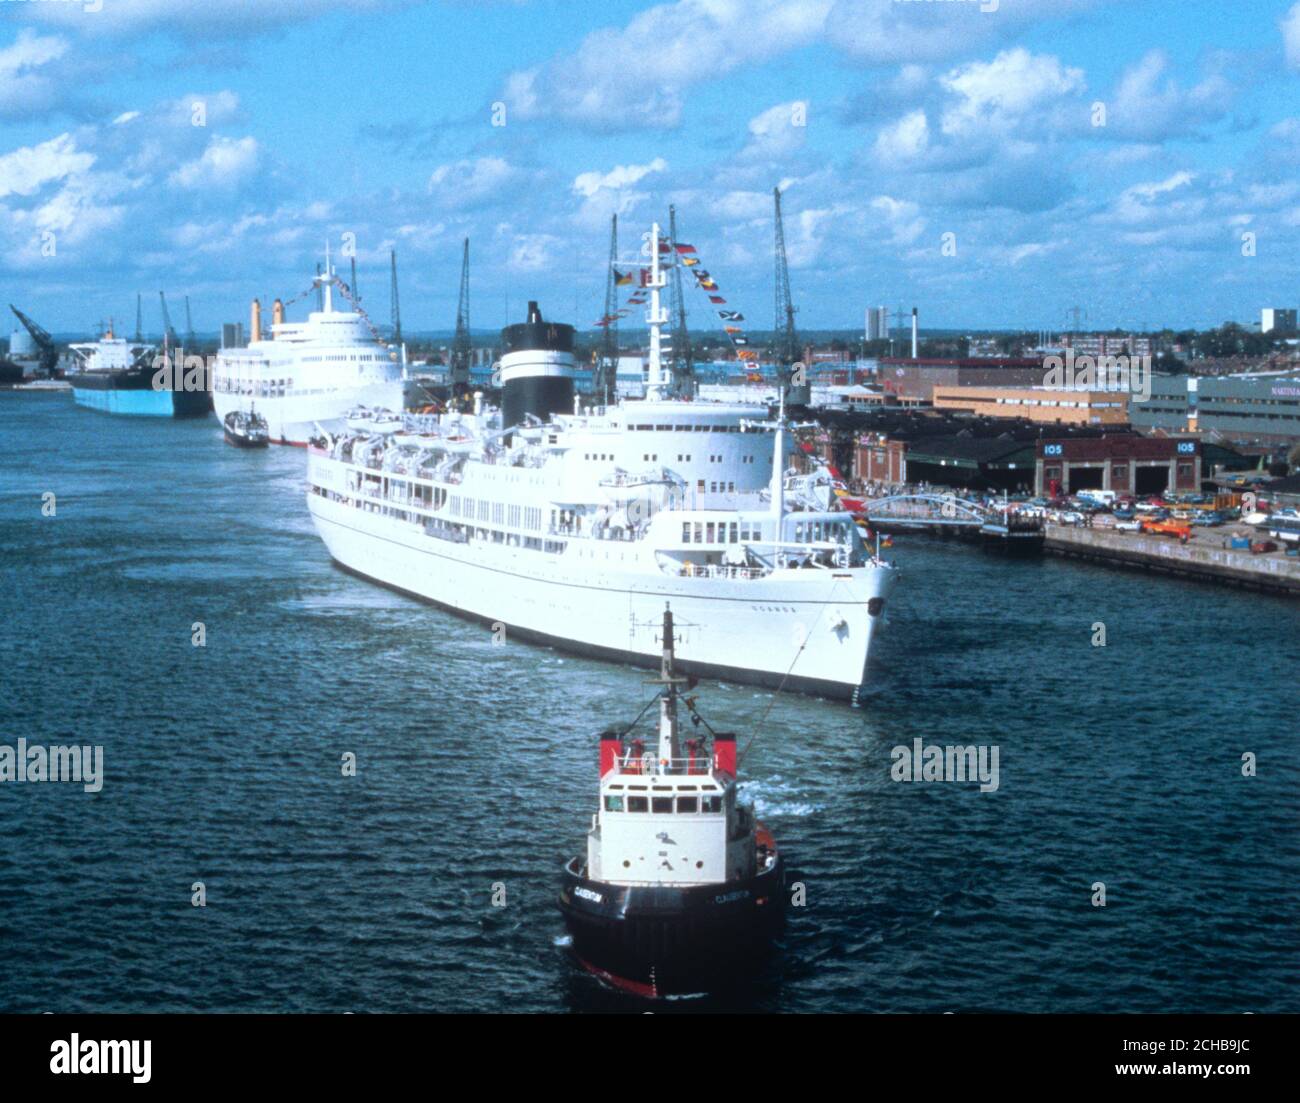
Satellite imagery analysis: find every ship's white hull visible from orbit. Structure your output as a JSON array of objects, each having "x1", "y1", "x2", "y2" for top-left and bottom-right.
[
  {"x1": 212, "y1": 381, "x2": 405, "y2": 446},
  {"x1": 306, "y1": 491, "x2": 895, "y2": 700}
]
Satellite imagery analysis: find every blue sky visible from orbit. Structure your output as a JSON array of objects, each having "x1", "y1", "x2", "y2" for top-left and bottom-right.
[{"x1": 2, "y1": 0, "x2": 1299, "y2": 336}]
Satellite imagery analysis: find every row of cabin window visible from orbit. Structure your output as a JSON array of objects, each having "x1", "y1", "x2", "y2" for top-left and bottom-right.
[
  {"x1": 682, "y1": 521, "x2": 759, "y2": 545},
  {"x1": 793, "y1": 521, "x2": 851, "y2": 543},
  {"x1": 605, "y1": 795, "x2": 723, "y2": 814},
  {"x1": 450, "y1": 497, "x2": 543, "y2": 530},
  {"x1": 629, "y1": 424, "x2": 744, "y2": 433}
]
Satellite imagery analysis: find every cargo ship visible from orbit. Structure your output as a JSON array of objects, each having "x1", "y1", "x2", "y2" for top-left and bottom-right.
[
  {"x1": 68, "y1": 326, "x2": 211, "y2": 418},
  {"x1": 558, "y1": 605, "x2": 784, "y2": 998}
]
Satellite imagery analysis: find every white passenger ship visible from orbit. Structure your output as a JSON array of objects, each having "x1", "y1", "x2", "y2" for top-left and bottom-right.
[
  {"x1": 211, "y1": 251, "x2": 407, "y2": 445},
  {"x1": 304, "y1": 224, "x2": 897, "y2": 700}
]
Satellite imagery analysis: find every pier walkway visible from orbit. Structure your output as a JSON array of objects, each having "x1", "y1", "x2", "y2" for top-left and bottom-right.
[{"x1": 1045, "y1": 524, "x2": 1300, "y2": 597}]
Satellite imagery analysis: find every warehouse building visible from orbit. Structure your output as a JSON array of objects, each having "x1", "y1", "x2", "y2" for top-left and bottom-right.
[
  {"x1": 1129, "y1": 373, "x2": 1300, "y2": 444},
  {"x1": 1035, "y1": 435, "x2": 1200, "y2": 497}
]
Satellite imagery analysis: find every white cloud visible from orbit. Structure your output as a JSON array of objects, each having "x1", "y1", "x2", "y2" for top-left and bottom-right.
[
  {"x1": 826, "y1": 0, "x2": 1102, "y2": 65},
  {"x1": 506, "y1": 232, "x2": 560, "y2": 272},
  {"x1": 874, "y1": 110, "x2": 929, "y2": 164},
  {"x1": 0, "y1": 29, "x2": 71, "y2": 118},
  {"x1": 501, "y1": 0, "x2": 832, "y2": 129},
  {"x1": 741, "y1": 102, "x2": 809, "y2": 160},
  {"x1": 940, "y1": 49, "x2": 1085, "y2": 136},
  {"x1": 1107, "y1": 172, "x2": 1199, "y2": 226},
  {"x1": 24, "y1": 0, "x2": 420, "y2": 37},
  {"x1": 572, "y1": 158, "x2": 668, "y2": 199},
  {"x1": 870, "y1": 195, "x2": 925, "y2": 245},
  {"x1": 1284, "y1": 3, "x2": 1300, "y2": 69},
  {"x1": 569, "y1": 158, "x2": 668, "y2": 230},
  {"x1": 0, "y1": 134, "x2": 94, "y2": 200},
  {"x1": 169, "y1": 136, "x2": 260, "y2": 190},
  {"x1": 428, "y1": 156, "x2": 524, "y2": 208},
  {"x1": 1106, "y1": 49, "x2": 1234, "y2": 141}
]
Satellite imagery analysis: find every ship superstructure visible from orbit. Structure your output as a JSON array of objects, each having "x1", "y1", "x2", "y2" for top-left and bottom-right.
[
  {"x1": 211, "y1": 249, "x2": 407, "y2": 445},
  {"x1": 304, "y1": 223, "x2": 896, "y2": 700},
  {"x1": 558, "y1": 606, "x2": 784, "y2": 997}
]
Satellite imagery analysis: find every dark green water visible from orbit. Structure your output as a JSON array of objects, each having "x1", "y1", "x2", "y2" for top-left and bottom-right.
[{"x1": 1, "y1": 393, "x2": 1296, "y2": 1012}]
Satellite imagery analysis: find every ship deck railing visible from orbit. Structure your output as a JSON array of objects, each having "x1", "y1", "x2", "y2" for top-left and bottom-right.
[{"x1": 611, "y1": 755, "x2": 718, "y2": 777}]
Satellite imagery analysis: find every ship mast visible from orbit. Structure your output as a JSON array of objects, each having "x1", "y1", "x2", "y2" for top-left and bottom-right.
[
  {"x1": 652, "y1": 606, "x2": 684, "y2": 769},
  {"x1": 770, "y1": 387, "x2": 787, "y2": 523},
  {"x1": 644, "y1": 223, "x2": 670, "y2": 400},
  {"x1": 321, "y1": 240, "x2": 335, "y2": 313}
]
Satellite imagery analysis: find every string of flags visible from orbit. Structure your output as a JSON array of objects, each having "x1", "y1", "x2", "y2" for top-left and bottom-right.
[{"x1": 594, "y1": 239, "x2": 760, "y2": 361}]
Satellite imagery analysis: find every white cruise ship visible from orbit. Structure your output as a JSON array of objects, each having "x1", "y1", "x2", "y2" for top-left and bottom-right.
[
  {"x1": 304, "y1": 224, "x2": 897, "y2": 700},
  {"x1": 212, "y1": 252, "x2": 407, "y2": 445}
]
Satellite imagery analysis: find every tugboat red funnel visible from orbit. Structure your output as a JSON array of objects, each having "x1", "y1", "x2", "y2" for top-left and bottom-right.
[{"x1": 558, "y1": 605, "x2": 785, "y2": 998}]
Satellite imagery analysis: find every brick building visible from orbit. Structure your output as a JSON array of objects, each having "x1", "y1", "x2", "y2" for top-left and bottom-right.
[
  {"x1": 932, "y1": 384, "x2": 1130, "y2": 426},
  {"x1": 876, "y1": 357, "x2": 1046, "y2": 402},
  {"x1": 1036, "y1": 434, "x2": 1200, "y2": 497}
]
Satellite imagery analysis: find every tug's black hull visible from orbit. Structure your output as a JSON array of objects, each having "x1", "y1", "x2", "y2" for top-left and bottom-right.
[{"x1": 558, "y1": 855, "x2": 785, "y2": 998}]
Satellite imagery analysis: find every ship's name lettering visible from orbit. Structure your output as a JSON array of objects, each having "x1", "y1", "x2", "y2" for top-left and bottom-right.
[{"x1": 574, "y1": 886, "x2": 603, "y2": 903}]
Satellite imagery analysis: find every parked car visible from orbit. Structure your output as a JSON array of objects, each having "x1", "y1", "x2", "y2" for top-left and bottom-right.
[
  {"x1": 1192, "y1": 511, "x2": 1226, "y2": 527},
  {"x1": 1115, "y1": 518, "x2": 1143, "y2": 532},
  {"x1": 1113, "y1": 507, "x2": 1136, "y2": 521}
]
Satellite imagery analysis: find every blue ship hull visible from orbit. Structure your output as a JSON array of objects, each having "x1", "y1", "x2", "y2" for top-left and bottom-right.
[{"x1": 71, "y1": 379, "x2": 212, "y2": 418}]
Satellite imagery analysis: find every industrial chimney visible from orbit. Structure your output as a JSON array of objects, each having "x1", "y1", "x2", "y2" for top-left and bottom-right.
[{"x1": 499, "y1": 301, "x2": 575, "y2": 429}]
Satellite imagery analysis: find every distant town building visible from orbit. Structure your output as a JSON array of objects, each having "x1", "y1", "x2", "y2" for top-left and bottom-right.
[
  {"x1": 932, "y1": 384, "x2": 1130, "y2": 426},
  {"x1": 221, "y1": 322, "x2": 245, "y2": 349},
  {"x1": 802, "y1": 345, "x2": 853, "y2": 366},
  {"x1": 865, "y1": 306, "x2": 889, "y2": 342},
  {"x1": 1061, "y1": 333, "x2": 1154, "y2": 357},
  {"x1": 1261, "y1": 308, "x2": 1297, "y2": 334}
]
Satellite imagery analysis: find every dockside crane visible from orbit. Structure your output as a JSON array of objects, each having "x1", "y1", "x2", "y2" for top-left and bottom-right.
[
  {"x1": 665, "y1": 206, "x2": 696, "y2": 398},
  {"x1": 184, "y1": 295, "x2": 196, "y2": 346},
  {"x1": 450, "y1": 238, "x2": 471, "y2": 394},
  {"x1": 772, "y1": 186, "x2": 807, "y2": 405},
  {"x1": 350, "y1": 256, "x2": 359, "y2": 303},
  {"x1": 158, "y1": 292, "x2": 178, "y2": 350},
  {"x1": 390, "y1": 249, "x2": 402, "y2": 344},
  {"x1": 9, "y1": 305, "x2": 60, "y2": 377},
  {"x1": 597, "y1": 213, "x2": 619, "y2": 406},
  {"x1": 133, "y1": 293, "x2": 143, "y2": 343}
]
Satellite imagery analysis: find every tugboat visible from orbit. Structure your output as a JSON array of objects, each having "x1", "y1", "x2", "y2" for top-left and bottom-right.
[
  {"x1": 223, "y1": 407, "x2": 270, "y2": 448},
  {"x1": 558, "y1": 606, "x2": 784, "y2": 998}
]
